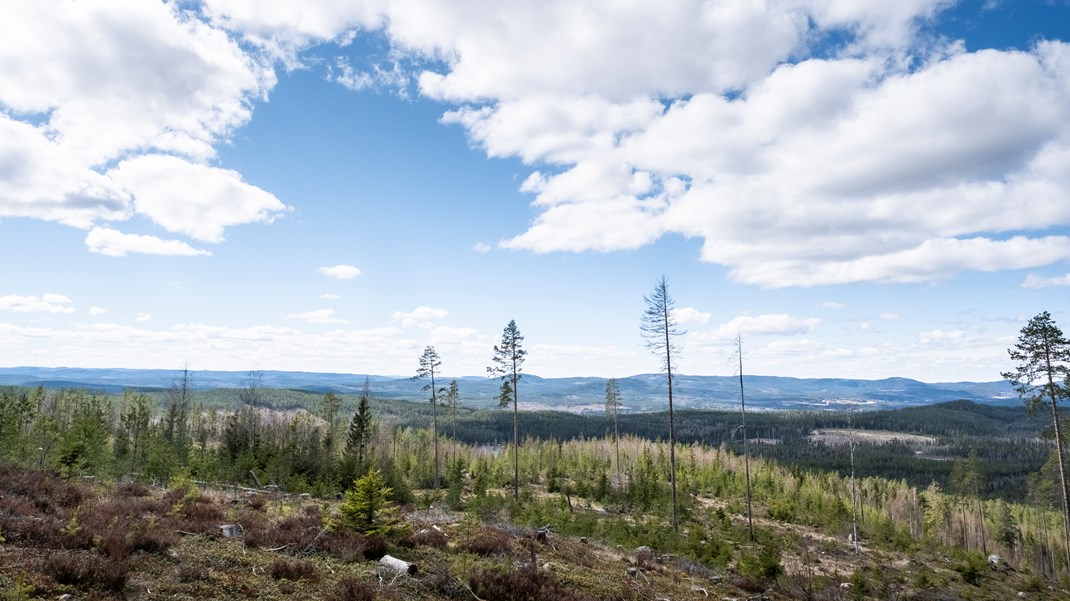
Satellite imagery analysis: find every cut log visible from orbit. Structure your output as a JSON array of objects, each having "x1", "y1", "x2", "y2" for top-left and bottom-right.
[{"x1": 380, "y1": 554, "x2": 418, "y2": 575}]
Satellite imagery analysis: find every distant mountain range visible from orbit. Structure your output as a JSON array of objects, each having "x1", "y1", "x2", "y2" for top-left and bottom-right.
[{"x1": 0, "y1": 366, "x2": 1019, "y2": 413}]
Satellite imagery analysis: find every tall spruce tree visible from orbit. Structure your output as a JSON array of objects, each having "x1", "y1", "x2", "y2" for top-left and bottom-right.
[
  {"x1": 605, "y1": 378, "x2": 622, "y2": 484},
  {"x1": 640, "y1": 276, "x2": 683, "y2": 533},
  {"x1": 1003, "y1": 311, "x2": 1070, "y2": 573},
  {"x1": 415, "y1": 346, "x2": 444, "y2": 489},
  {"x1": 345, "y1": 377, "x2": 374, "y2": 478},
  {"x1": 488, "y1": 319, "x2": 526, "y2": 500}
]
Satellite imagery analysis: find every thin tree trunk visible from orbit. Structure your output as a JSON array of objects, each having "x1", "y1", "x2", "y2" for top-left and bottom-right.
[
  {"x1": 614, "y1": 404, "x2": 621, "y2": 485},
  {"x1": 664, "y1": 309, "x2": 678, "y2": 533},
  {"x1": 1047, "y1": 354, "x2": 1070, "y2": 575},
  {"x1": 738, "y1": 336, "x2": 754, "y2": 541},
  {"x1": 512, "y1": 363, "x2": 520, "y2": 501}
]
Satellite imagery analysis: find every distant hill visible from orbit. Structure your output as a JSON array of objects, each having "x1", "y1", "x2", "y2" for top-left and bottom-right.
[{"x1": 0, "y1": 366, "x2": 1018, "y2": 413}]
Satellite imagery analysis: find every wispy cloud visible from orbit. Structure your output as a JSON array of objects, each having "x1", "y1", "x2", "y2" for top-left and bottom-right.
[
  {"x1": 135, "y1": 313, "x2": 153, "y2": 323},
  {"x1": 0, "y1": 293, "x2": 75, "y2": 314},
  {"x1": 319, "y1": 293, "x2": 343, "y2": 300},
  {"x1": 317, "y1": 264, "x2": 361, "y2": 280},
  {"x1": 472, "y1": 242, "x2": 492, "y2": 253},
  {"x1": 709, "y1": 314, "x2": 820, "y2": 340},
  {"x1": 1022, "y1": 272, "x2": 1070, "y2": 288},
  {"x1": 85, "y1": 227, "x2": 210, "y2": 257},
  {"x1": 285, "y1": 309, "x2": 346, "y2": 324}
]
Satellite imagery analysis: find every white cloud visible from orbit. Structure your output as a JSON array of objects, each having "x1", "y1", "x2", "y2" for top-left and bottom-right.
[
  {"x1": 472, "y1": 242, "x2": 492, "y2": 253},
  {"x1": 108, "y1": 156, "x2": 290, "y2": 243},
  {"x1": 709, "y1": 313, "x2": 820, "y2": 340},
  {"x1": 392, "y1": 306, "x2": 449, "y2": 328},
  {"x1": 319, "y1": 293, "x2": 343, "y2": 300},
  {"x1": 285, "y1": 309, "x2": 346, "y2": 324},
  {"x1": 918, "y1": 328, "x2": 966, "y2": 344},
  {"x1": 88, "y1": 307, "x2": 107, "y2": 316},
  {"x1": 0, "y1": 293, "x2": 75, "y2": 314},
  {"x1": 85, "y1": 227, "x2": 211, "y2": 257},
  {"x1": 325, "y1": 1, "x2": 1070, "y2": 287},
  {"x1": 317, "y1": 264, "x2": 361, "y2": 280},
  {"x1": 0, "y1": 0, "x2": 279, "y2": 242},
  {"x1": 1022, "y1": 273, "x2": 1070, "y2": 288},
  {"x1": 135, "y1": 313, "x2": 153, "y2": 323},
  {"x1": 820, "y1": 301, "x2": 846, "y2": 309},
  {"x1": 879, "y1": 312, "x2": 901, "y2": 321},
  {"x1": 673, "y1": 307, "x2": 711, "y2": 325}
]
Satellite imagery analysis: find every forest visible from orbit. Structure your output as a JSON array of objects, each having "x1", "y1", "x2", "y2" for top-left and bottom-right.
[{"x1": 1, "y1": 370, "x2": 1069, "y2": 599}]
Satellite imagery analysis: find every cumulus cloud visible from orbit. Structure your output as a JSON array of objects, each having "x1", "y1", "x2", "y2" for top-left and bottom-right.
[
  {"x1": 85, "y1": 227, "x2": 211, "y2": 257},
  {"x1": 285, "y1": 309, "x2": 346, "y2": 324},
  {"x1": 135, "y1": 313, "x2": 153, "y2": 323},
  {"x1": 233, "y1": 0, "x2": 1067, "y2": 287},
  {"x1": 317, "y1": 264, "x2": 361, "y2": 279},
  {"x1": 392, "y1": 306, "x2": 449, "y2": 328},
  {"x1": 0, "y1": 293, "x2": 75, "y2": 314},
  {"x1": 673, "y1": 307, "x2": 711, "y2": 325},
  {"x1": 108, "y1": 156, "x2": 289, "y2": 243},
  {"x1": 88, "y1": 307, "x2": 108, "y2": 316},
  {"x1": 0, "y1": 0, "x2": 283, "y2": 248}
]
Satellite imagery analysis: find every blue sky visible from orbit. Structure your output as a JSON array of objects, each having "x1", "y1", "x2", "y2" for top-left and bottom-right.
[{"x1": 2, "y1": 0, "x2": 1070, "y2": 382}]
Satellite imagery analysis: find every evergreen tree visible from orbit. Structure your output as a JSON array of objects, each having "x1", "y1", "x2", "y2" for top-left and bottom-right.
[
  {"x1": 415, "y1": 345, "x2": 444, "y2": 488},
  {"x1": 340, "y1": 468, "x2": 398, "y2": 534},
  {"x1": 605, "y1": 378, "x2": 622, "y2": 484},
  {"x1": 488, "y1": 319, "x2": 526, "y2": 500},
  {"x1": 641, "y1": 276, "x2": 683, "y2": 533},
  {"x1": 344, "y1": 377, "x2": 374, "y2": 480},
  {"x1": 1003, "y1": 311, "x2": 1070, "y2": 573}
]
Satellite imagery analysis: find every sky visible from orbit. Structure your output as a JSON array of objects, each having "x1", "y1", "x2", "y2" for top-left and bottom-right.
[{"x1": 1, "y1": 0, "x2": 1070, "y2": 383}]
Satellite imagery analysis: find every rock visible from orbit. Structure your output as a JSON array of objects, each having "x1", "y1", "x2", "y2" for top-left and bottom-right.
[
  {"x1": 988, "y1": 554, "x2": 1002, "y2": 565},
  {"x1": 218, "y1": 524, "x2": 237, "y2": 538},
  {"x1": 580, "y1": 537, "x2": 588, "y2": 544},
  {"x1": 1018, "y1": 593, "x2": 1027, "y2": 598}
]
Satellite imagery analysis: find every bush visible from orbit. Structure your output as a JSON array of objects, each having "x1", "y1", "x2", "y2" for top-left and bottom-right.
[
  {"x1": 954, "y1": 552, "x2": 988, "y2": 586},
  {"x1": 45, "y1": 553, "x2": 128, "y2": 594},
  {"x1": 464, "y1": 528, "x2": 513, "y2": 556},
  {"x1": 736, "y1": 542, "x2": 783, "y2": 583},
  {"x1": 334, "y1": 575, "x2": 378, "y2": 601},
  {"x1": 403, "y1": 526, "x2": 449, "y2": 549},
  {"x1": 320, "y1": 530, "x2": 367, "y2": 562},
  {"x1": 270, "y1": 557, "x2": 320, "y2": 581},
  {"x1": 244, "y1": 512, "x2": 323, "y2": 552},
  {"x1": 469, "y1": 567, "x2": 598, "y2": 601}
]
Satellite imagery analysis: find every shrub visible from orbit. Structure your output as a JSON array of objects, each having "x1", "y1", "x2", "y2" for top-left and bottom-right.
[
  {"x1": 334, "y1": 575, "x2": 378, "y2": 601},
  {"x1": 403, "y1": 526, "x2": 448, "y2": 549},
  {"x1": 320, "y1": 531, "x2": 367, "y2": 562},
  {"x1": 469, "y1": 567, "x2": 597, "y2": 601},
  {"x1": 244, "y1": 512, "x2": 323, "y2": 552},
  {"x1": 736, "y1": 542, "x2": 783, "y2": 583},
  {"x1": 270, "y1": 557, "x2": 320, "y2": 582},
  {"x1": 954, "y1": 552, "x2": 988, "y2": 586},
  {"x1": 464, "y1": 528, "x2": 513, "y2": 556},
  {"x1": 45, "y1": 553, "x2": 128, "y2": 594}
]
